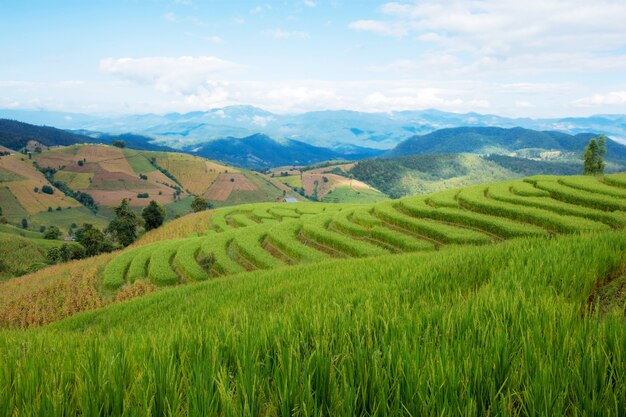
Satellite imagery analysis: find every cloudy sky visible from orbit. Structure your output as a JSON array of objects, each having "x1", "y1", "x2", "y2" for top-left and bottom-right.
[{"x1": 2, "y1": 0, "x2": 626, "y2": 117}]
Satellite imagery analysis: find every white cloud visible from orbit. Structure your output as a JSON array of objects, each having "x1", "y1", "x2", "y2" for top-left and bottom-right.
[
  {"x1": 574, "y1": 91, "x2": 626, "y2": 107},
  {"x1": 263, "y1": 29, "x2": 310, "y2": 40},
  {"x1": 350, "y1": 0, "x2": 626, "y2": 77},
  {"x1": 99, "y1": 56, "x2": 241, "y2": 95},
  {"x1": 303, "y1": 0, "x2": 316, "y2": 7},
  {"x1": 349, "y1": 20, "x2": 407, "y2": 38}
]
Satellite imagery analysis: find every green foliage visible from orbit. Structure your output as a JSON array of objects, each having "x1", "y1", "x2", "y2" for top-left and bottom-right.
[
  {"x1": 190, "y1": 196, "x2": 211, "y2": 213},
  {"x1": 141, "y1": 200, "x2": 166, "y2": 231},
  {"x1": 111, "y1": 139, "x2": 126, "y2": 148},
  {"x1": 46, "y1": 243, "x2": 85, "y2": 265},
  {"x1": 583, "y1": 135, "x2": 606, "y2": 175},
  {"x1": 75, "y1": 223, "x2": 113, "y2": 256},
  {"x1": 136, "y1": 192, "x2": 149, "y2": 198},
  {"x1": 42, "y1": 225, "x2": 61, "y2": 240},
  {"x1": 41, "y1": 185, "x2": 54, "y2": 195},
  {"x1": 108, "y1": 199, "x2": 139, "y2": 246},
  {"x1": 20, "y1": 218, "x2": 27, "y2": 229}
]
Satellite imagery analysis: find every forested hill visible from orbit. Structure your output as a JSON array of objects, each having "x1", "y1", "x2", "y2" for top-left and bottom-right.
[
  {"x1": 385, "y1": 126, "x2": 626, "y2": 161},
  {"x1": 0, "y1": 119, "x2": 91, "y2": 150}
]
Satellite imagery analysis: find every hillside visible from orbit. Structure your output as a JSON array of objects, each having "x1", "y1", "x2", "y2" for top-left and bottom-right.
[
  {"x1": 349, "y1": 152, "x2": 626, "y2": 198},
  {"x1": 0, "y1": 143, "x2": 295, "y2": 236},
  {"x1": 190, "y1": 133, "x2": 382, "y2": 169},
  {"x1": 0, "y1": 118, "x2": 92, "y2": 150},
  {"x1": 268, "y1": 162, "x2": 388, "y2": 203},
  {"x1": 1, "y1": 173, "x2": 626, "y2": 413},
  {"x1": 4, "y1": 171, "x2": 626, "y2": 326},
  {"x1": 0, "y1": 150, "x2": 109, "y2": 231},
  {"x1": 385, "y1": 126, "x2": 626, "y2": 161}
]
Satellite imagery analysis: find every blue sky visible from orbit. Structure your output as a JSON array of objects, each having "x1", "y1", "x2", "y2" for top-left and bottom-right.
[{"x1": 1, "y1": 0, "x2": 626, "y2": 117}]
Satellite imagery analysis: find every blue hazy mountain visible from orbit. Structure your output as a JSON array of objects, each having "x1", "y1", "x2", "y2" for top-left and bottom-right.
[{"x1": 3, "y1": 106, "x2": 626, "y2": 151}]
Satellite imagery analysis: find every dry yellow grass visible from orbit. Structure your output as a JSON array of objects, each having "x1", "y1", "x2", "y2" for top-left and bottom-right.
[
  {"x1": 7, "y1": 180, "x2": 81, "y2": 213},
  {"x1": 133, "y1": 210, "x2": 214, "y2": 246},
  {"x1": 53, "y1": 171, "x2": 93, "y2": 189},
  {"x1": 155, "y1": 153, "x2": 235, "y2": 195},
  {"x1": 0, "y1": 254, "x2": 109, "y2": 327},
  {"x1": 0, "y1": 154, "x2": 47, "y2": 182},
  {"x1": 204, "y1": 173, "x2": 257, "y2": 201}
]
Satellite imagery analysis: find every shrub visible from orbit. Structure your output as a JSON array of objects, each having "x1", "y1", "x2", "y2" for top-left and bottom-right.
[{"x1": 41, "y1": 185, "x2": 54, "y2": 195}]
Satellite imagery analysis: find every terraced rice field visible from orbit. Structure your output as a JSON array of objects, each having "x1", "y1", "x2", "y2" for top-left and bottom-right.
[{"x1": 102, "y1": 174, "x2": 626, "y2": 291}]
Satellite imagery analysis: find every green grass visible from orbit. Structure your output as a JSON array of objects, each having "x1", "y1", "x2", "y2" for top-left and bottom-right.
[
  {"x1": 2, "y1": 232, "x2": 626, "y2": 415},
  {"x1": 0, "y1": 224, "x2": 42, "y2": 239},
  {"x1": 31, "y1": 206, "x2": 109, "y2": 231},
  {"x1": 0, "y1": 167, "x2": 26, "y2": 182},
  {"x1": 374, "y1": 202, "x2": 492, "y2": 245},
  {"x1": 173, "y1": 238, "x2": 208, "y2": 281},
  {"x1": 53, "y1": 170, "x2": 92, "y2": 189},
  {"x1": 458, "y1": 185, "x2": 609, "y2": 233},
  {"x1": 278, "y1": 174, "x2": 302, "y2": 188},
  {"x1": 0, "y1": 186, "x2": 28, "y2": 222},
  {"x1": 321, "y1": 186, "x2": 388, "y2": 204},
  {"x1": 127, "y1": 246, "x2": 154, "y2": 283},
  {"x1": 123, "y1": 150, "x2": 158, "y2": 174},
  {"x1": 100, "y1": 174, "x2": 626, "y2": 292},
  {"x1": 164, "y1": 196, "x2": 194, "y2": 219},
  {"x1": 0, "y1": 233, "x2": 47, "y2": 279}
]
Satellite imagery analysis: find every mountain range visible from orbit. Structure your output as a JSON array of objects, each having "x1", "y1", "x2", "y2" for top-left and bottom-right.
[
  {"x1": 385, "y1": 126, "x2": 626, "y2": 161},
  {"x1": 2, "y1": 106, "x2": 626, "y2": 152}
]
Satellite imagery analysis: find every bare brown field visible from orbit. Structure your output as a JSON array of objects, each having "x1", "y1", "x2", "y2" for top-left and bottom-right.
[
  {"x1": 204, "y1": 173, "x2": 257, "y2": 201},
  {"x1": 88, "y1": 188, "x2": 175, "y2": 206}
]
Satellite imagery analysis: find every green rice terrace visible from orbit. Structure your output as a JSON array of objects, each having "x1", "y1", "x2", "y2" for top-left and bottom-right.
[
  {"x1": 102, "y1": 174, "x2": 626, "y2": 289},
  {"x1": 2, "y1": 173, "x2": 626, "y2": 416}
]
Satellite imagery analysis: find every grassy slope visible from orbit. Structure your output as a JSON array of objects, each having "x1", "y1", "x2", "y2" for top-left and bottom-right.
[
  {"x1": 349, "y1": 153, "x2": 595, "y2": 198},
  {"x1": 270, "y1": 163, "x2": 388, "y2": 204},
  {"x1": 3, "y1": 173, "x2": 626, "y2": 328},
  {"x1": 0, "y1": 151, "x2": 106, "y2": 230},
  {"x1": 0, "y1": 232, "x2": 625, "y2": 415},
  {"x1": 0, "y1": 232, "x2": 80, "y2": 280}
]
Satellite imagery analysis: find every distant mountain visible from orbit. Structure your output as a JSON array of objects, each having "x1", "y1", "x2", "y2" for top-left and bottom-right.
[
  {"x1": 3, "y1": 106, "x2": 626, "y2": 150},
  {"x1": 385, "y1": 126, "x2": 626, "y2": 161},
  {"x1": 0, "y1": 119, "x2": 91, "y2": 150},
  {"x1": 189, "y1": 133, "x2": 384, "y2": 169}
]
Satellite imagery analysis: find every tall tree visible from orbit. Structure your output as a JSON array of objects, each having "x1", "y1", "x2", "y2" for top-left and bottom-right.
[
  {"x1": 583, "y1": 136, "x2": 607, "y2": 175},
  {"x1": 142, "y1": 200, "x2": 166, "y2": 231},
  {"x1": 109, "y1": 198, "x2": 139, "y2": 246},
  {"x1": 597, "y1": 134, "x2": 607, "y2": 174},
  {"x1": 75, "y1": 223, "x2": 112, "y2": 256},
  {"x1": 191, "y1": 196, "x2": 212, "y2": 213}
]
